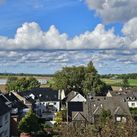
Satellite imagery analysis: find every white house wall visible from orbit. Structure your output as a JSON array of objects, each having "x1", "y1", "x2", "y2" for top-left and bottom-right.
[
  {"x1": 128, "y1": 101, "x2": 137, "y2": 108},
  {"x1": 36, "y1": 101, "x2": 60, "y2": 111},
  {"x1": 70, "y1": 94, "x2": 86, "y2": 102}
]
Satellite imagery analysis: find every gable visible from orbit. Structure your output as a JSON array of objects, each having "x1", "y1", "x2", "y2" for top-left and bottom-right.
[
  {"x1": 106, "y1": 91, "x2": 112, "y2": 97},
  {"x1": 70, "y1": 94, "x2": 86, "y2": 102},
  {"x1": 72, "y1": 112, "x2": 87, "y2": 121},
  {"x1": 29, "y1": 94, "x2": 35, "y2": 99}
]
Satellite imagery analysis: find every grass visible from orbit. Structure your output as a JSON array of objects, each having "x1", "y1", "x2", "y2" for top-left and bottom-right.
[{"x1": 102, "y1": 78, "x2": 137, "y2": 87}]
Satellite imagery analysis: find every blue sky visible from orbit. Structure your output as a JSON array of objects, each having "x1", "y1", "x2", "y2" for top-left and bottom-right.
[{"x1": 0, "y1": 0, "x2": 137, "y2": 74}]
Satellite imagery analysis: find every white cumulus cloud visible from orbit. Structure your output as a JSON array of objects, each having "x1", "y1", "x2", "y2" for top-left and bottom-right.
[
  {"x1": 0, "y1": 22, "x2": 124, "y2": 50},
  {"x1": 122, "y1": 17, "x2": 137, "y2": 49},
  {"x1": 86, "y1": 0, "x2": 137, "y2": 23}
]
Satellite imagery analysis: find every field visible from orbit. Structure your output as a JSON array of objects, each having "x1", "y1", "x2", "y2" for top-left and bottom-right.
[{"x1": 102, "y1": 78, "x2": 137, "y2": 88}]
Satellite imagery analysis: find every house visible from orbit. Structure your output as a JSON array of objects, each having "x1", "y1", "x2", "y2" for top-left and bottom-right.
[
  {"x1": 0, "y1": 96, "x2": 11, "y2": 137},
  {"x1": 87, "y1": 96, "x2": 131, "y2": 123},
  {"x1": 19, "y1": 88, "x2": 60, "y2": 121},
  {"x1": 0, "y1": 92, "x2": 29, "y2": 137},
  {"x1": 4, "y1": 92, "x2": 29, "y2": 136},
  {"x1": 63, "y1": 91, "x2": 87, "y2": 122},
  {"x1": 107, "y1": 90, "x2": 137, "y2": 108}
]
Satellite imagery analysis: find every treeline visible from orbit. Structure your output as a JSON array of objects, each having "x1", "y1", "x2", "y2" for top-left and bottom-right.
[
  {"x1": 6, "y1": 77, "x2": 40, "y2": 92},
  {"x1": 101, "y1": 73, "x2": 137, "y2": 79},
  {"x1": 0, "y1": 73, "x2": 53, "y2": 77}
]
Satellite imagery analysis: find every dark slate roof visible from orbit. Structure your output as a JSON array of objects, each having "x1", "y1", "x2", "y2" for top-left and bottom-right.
[
  {"x1": 87, "y1": 96, "x2": 131, "y2": 116},
  {"x1": 65, "y1": 91, "x2": 78, "y2": 102},
  {"x1": 108, "y1": 90, "x2": 137, "y2": 101},
  {"x1": 0, "y1": 96, "x2": 10, "y2": 116},
  {"x1": 5, "y1": 92, "x2": 28, "y2": 109},
  {"x1": 19, "y1": 88, "x2": 59, "y2": 101}
]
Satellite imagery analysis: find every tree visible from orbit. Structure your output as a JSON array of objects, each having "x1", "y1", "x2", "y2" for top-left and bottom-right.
[
  {"x1": 18, "y1": 110, "x2": 41, "y2": 134},
  {"x1": 6, "y1": 77, "x2": 40, "y2": 92},
  {"x1": 6, "y1": 76, "x2": 18, "y2": 91},
  {"x1": 54, "y1": 111, "x2": 63, "y2": 124},
  {"x1": 53, "y1": 61, "x2": 111, "y2": 96},
  {"x1": 99, "y1": 109, "x2": 111, "y2": 125},
  {"x1": 122, "y1": 77, "x2": 129, "y2": 88},
  {"x1": 83, "y1": 61, "x2": 112, "y2": 95},
  {"x1": 53, "y1": 66, "x2": 85, "y2": 94}
]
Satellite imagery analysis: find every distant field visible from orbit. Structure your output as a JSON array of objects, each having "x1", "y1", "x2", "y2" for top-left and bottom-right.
[{"x1": 102, "y1": 78, "x2": 137, "y2": 87}]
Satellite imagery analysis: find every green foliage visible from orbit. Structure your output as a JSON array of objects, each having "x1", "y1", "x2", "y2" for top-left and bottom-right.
[
  {"x1": 6, "y1": 76, "x2": 40, "y2": 92},
  {"x1": 99, "y1": 109, "x2": 111, "y2": 125},
  {"x1": 18, "y1": 110, "x2": 41, "y2": 133},
  {"x1": 129, "y1": 108, "x2": 137, "y2": 121},
  {"x1": 53, "y1": 61, "x2": 110, "y2": 95},
  {"x1": 122, "y1": 77, "x2": 129, "y2": 88},
  {"x1": 53, "y1": 66, "x2": 85, "y2": 94},
  {"x1": 54, "y1": 111, "x2": 63, "y2": 124},
  {"x1": 58, "y1": 119, "x2": 137, "y2": 137},
  {"x1": 130, "y1": 108, "x2": 137, "y2": 115}
]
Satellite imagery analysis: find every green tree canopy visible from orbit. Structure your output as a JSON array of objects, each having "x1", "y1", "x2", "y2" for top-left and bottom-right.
[
  {"x1": 122, "y1": 77, "x2": 129, "y2": 88},
  {"x1": 18, "y1": 110, "x2": 41, "y2": 133},
  {"x1": 6, "y1": 76, "x2": 40, "y2": 92},
  {"x1": 53, "y1": 61, "x2": 111, "y2": 95}
]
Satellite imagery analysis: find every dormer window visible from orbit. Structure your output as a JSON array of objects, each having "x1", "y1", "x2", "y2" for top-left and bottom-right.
[{"x1": 127, "y1": 97, "x2": 129, "y2": 100}]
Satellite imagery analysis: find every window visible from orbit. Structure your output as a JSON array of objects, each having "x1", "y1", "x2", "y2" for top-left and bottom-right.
[
  {"x1": 122, "y1": 117, "x2": 127, "y2": 122},
  {"x1": 131, "y1": 103, "x2": 135, "y2": 106},
  {"x1": 116, "y1": 116, "x2": 121, "y2": 122}
]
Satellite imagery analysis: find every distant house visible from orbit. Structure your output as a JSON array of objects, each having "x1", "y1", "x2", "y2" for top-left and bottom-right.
[
  {"x1": 0, "y1": 96, "x2": 11, "y2": 137},
  {"x1": 19, "y1": 88, "x2": 60, "y2": 121},
  {"x1": 87, "y1": 96, "x2": 131, "y2": 123}
]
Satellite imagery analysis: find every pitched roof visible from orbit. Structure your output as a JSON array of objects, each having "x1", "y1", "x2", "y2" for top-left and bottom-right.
[
  {"x1": 108, "y1": 90, "x2": 137, "y2": 101},
  {"x1": 19, "y1": 88, "x2": 59, "y2": 101},
  {"x1": 63, "y1": 91, "x2": 85, "y2": 102},
  {"x1": 87, "y1": 96, "x2": 131, "y2": 116},
  {"x1": 5, "y1": 92, "x2": 27, "y2": 109},
  {"x1": 0, "y1": 96, "x2": 10, "y2": 116}
]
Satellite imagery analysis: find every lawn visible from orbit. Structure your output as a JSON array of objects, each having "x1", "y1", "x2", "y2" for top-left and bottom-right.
[{"x1": 102, "y1": 78, "x2": 137, "y2": 87}]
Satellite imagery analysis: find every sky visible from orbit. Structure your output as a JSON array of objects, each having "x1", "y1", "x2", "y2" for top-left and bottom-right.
[{"x1": 0, "y1": 0, "x2": 137, "y2": 74}]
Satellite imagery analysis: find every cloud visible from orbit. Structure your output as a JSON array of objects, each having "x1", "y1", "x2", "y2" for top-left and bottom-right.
[
  {"x1": 86, "y1": 0, "x2": 137, "y2": 23},
  {"x1": 0, "y1": 22, "x2": 124, "y2": 50},
  {"x1": 1, "y1": 49, "x2": 137, "y2": 74},
  {"x1": 122, "y1": 17, "x2": 137, "y2": 49}
]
